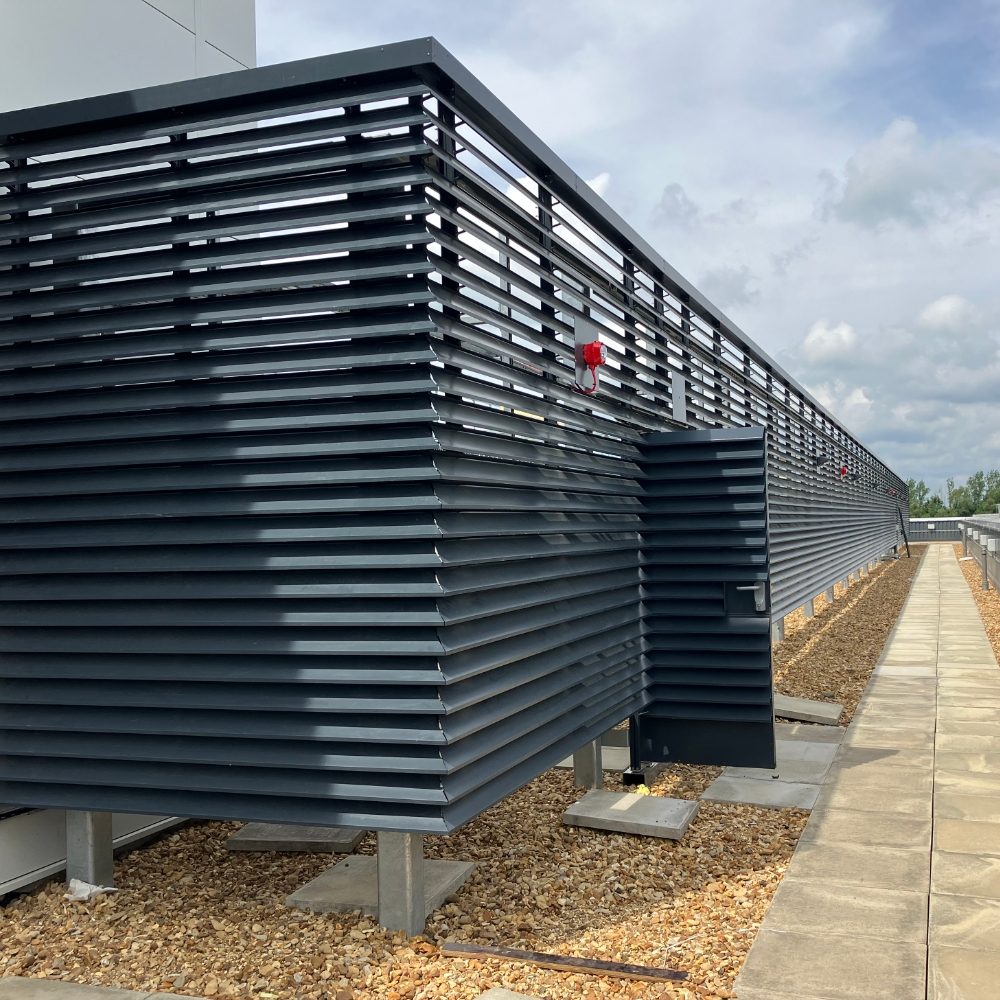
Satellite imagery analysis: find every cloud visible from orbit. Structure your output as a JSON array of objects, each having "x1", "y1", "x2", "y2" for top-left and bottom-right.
[
  {"x1": 821, "y1": 118, "x2": 1000, "y2": 228},
  {"x1": 918, "y1": 294, "x2": 980, "y2": 331},
  {"x1": 651, "y1": 182, "x2": 700, "y2": 228},
  {"x1": 698, "y1": 264, "x2": 759, "y2": 309},
  {"x1": 802, "y1": 320, "x2": 859, "y2": 364}
]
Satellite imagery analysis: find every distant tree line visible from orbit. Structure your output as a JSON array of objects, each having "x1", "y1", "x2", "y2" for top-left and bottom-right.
[{"x1": 908, "y1": 470, "x2": 1000, "y2": 517}]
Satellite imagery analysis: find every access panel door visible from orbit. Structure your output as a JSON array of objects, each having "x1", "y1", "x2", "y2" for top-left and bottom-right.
[{"x1": 635, "y1": 426, "x2": 776, "y2": 769}]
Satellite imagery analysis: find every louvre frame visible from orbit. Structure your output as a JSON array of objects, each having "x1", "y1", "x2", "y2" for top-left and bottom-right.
[{"x1": 1, "y1": 38, "x2": 906, "y2": 833}]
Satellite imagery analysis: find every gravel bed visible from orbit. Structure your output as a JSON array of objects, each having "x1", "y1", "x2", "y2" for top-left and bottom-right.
[
  {"x1": 1, "y1": 551, "x2": 924, "y2": 1000},
  {"x1": 954, "y1": 543, "x2": 1000, "y2": 663},
  {"x1": 773, "y1": 546, "x2": 925, "y2": 724}
]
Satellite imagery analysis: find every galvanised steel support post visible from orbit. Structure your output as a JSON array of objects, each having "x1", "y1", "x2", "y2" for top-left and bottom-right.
[
  {"x1": 804, "y1": 598, "x2": 815, "y2": 619},
  {"x1": 377, "y1": 832, "x2": 425, "y2": 936},
  {"x1": 573, "y1": 739, "x2": 604, "y2": 789},
  {"x1": 983, "y1": 546, "x2": 992, "y2": 591},
  {"x1": 825, "y1": 587, "x2": 835, "y2": 604},
  {"x1": 66, "y1": 810, "x2": 114, "y2": 886},
  {"x1": 772, "y1": 618, "x2": 785, "y2": 644}
]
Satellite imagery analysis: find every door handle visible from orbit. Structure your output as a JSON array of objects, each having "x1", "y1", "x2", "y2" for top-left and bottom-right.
[{"x1": 735, "y1": 582, "x2": 768, "y2": 612}]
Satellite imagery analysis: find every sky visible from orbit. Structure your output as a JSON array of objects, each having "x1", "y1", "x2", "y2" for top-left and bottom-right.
[{"x1": 256, "y1": 0, "x2": 1000, "y2": 494}]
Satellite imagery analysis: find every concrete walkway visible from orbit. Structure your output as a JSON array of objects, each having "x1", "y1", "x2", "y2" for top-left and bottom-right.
[{"x1": 737, "y1": 544, "x2": 1000, "y2": 1000}]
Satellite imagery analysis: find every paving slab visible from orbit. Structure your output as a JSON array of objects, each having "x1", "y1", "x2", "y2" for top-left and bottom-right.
[
  {"x1": 775, "y1": 722, "x2": 845, "y2": 744},
  {"x1": 935, "y1": 751, "x2": 1000, "y2": 774},
  {"x1": 929, "y1": 944, "x2": 1000, "y2": 1000},
  {"x1": 799, "y1": 807, "x2": 931, "y2": 851},
  {"x1": 930, "y1": 893, "x2": 1000, "y2": 952},
  {"x1": 935, "y1": 818, "x2": 1000, "y2": 858},
  {"x1": 226, "y1": 823, "x2": 365, "y2": 853},
  {"x1": 701, "y1": 775, "x2": 819, "y2": 810},
  {"x1": 835, "y1": 745, "x2": 934, "y2": 770},
  {"x1": 562, "y1": 789, "x2": 697, "y2": 839},
  {"x1": 763, "y1": 878, "x2": 927, "y2": 943},
  {"x1": 0, "y1": 982, "x2": 193, "y2": 1000},
  {"x1": 825, "y1": 762, "x2": 933, "y2": 794},
  {"x1": 933, "y1": 852, "x2": 1000, "y2": 900},
  {"x1": 842, "y1": 726, "x2": 934, "y2": 750},
  {"x1": 935, "y1": 791, "x2": 1000, "y2": 824},
  {"x1": 935, "y1": 770, "x2": 1000, "y2": 798},
  {"x1": 936, "y1": 733, "x2": 1000, "y2": 753},
  {"x1": 286, "y1": 855, "x2": 475, "y2": 918},
  {"x1": 773, "y1": 693, "x2": 842, "y2": 725},
  {"x1": 736, "y1": 928, "x2": 925, "y2": 1000},
  {"x1": 785, "y1": 841, "x2": 930, "y2": 892}
]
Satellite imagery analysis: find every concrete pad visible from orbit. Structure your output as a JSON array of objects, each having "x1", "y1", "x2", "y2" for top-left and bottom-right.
[
  {"x1": 936, "y1": 791, "x2": 1000, "y2": 824},
  {"x1": 226, "y1": 823, "x2": 365, "y2": 853},
  {"x1": 785, "y1": 841, "x2": 931, "y2": 892},
  {"x1": 701, "y1": 775, "x2": 820, "y2": 810},
  {"x1": 286, "y1": 855, "x2": 474, "y2": 918},
  {"x1": 800, "y1": 808, "x2": 931, "y2": 851},
  {"x1": 765, "y1": 878, "x2": 928, "y2": 943},
  {"x1": 929, "y1": 944, "x2": 1000, "y2": 1000},
  {"x1": 773, "y1": 692, "x2": 842, "y2": 725},
  {"x1": 936, "y1": 720, "x2": 1000, "y2": 739},
  {"x1": 936, "y1": 770, "x2": 1000, "y2": 798},
  {"x1": 775, "y1": 722, "x2": 845, "y2": 744},
  {"x1": 736, "y1": 928, "x2": 925, "y2": 1000},
  {"x1": 842, "y1": 726, "x2": 933, "y2": 750},
  {"x1": 835, "y1": 745, "x2": 934, "y2": 770},
  {"x1": 562, "y1": 790, "x2": 697, "y2": 839},
  {"x1": 936, "y1": 751, "x2": 1000, "y2": 774},
  {"x1": 933, "y1": 852, "x2": 1000, "y2": 900},
  {"x1": 936, "y1": 733, "x2": 1000, "y2": 753},
  {"x1": 873, "y1": 665, "x2": 936, "y2": 677},
  {"x1": 725, "y1": 740, "x2": 836, "y2": 784},
  {"x1": 930, "y1": 893, "x2": 1000, "y2": 952},
  {"x1": 0, "y1": 982, "x2": 174, "y2": 1000},
  {"x1": 935, "y1": 819, "x2": 1000, "y2": 858},
  {"x1": 825, "y1": 763, "x2": 933, "y2": 794}
]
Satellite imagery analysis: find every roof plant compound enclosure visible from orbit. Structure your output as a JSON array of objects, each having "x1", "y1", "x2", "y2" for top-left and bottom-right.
[{"x1": 0, "y1": 39, "x2": 907, "y2": 834}]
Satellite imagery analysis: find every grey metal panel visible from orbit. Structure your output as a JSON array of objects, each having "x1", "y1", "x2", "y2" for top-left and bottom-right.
[
  {"x1": 637, "y1": 427, "x2": 775, "y2": 769},
  {"x1": 0, "y1": 41, "x2": 906, "y2": 833}
]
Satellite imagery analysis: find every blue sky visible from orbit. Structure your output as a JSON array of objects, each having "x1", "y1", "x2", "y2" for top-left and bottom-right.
[{"x1": 257, "y1": 0, "x2": 1000, "y2": 494}]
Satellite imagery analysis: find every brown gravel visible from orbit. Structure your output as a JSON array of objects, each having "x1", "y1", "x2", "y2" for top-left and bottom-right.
[
  {"x1": 773, "y1": 546, "x2": 926, "y2": 724},
  {"x1": 954, "y1": 543, "x2": 1000, "y2": 663},
  {"x1": 0, "y1": 551, "x2": 925, "y2": 1000}
]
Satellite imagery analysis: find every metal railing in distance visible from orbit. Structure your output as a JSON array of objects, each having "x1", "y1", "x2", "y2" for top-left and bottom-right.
[
  {"x1": 0, "y1": 38, "x2": 906, "y2": 833},
  {"x1": 909, "y1": 517, "x2": 964, "y2": 542},
  {"x1": 962, "y1": 518, "x2": 1000, "y2": 590}
]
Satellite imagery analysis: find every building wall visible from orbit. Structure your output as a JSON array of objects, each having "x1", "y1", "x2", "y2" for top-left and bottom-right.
[{"x1": 0, "y1": 0, "x2": 256, "y2": 114}]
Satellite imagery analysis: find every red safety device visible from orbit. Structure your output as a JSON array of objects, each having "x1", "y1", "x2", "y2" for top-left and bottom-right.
[
  {"x1": 576, "y1": 340, "x2": 607, "y2": 395},
  {"x1": 840, "y1": 465, "x2": 848, "y2": 480}
]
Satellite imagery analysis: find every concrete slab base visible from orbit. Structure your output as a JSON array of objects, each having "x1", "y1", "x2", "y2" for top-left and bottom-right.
[
  {"x1": 285, "y1": 855, "x2": 474, "y2": 919},
  {"x1": 562, "y1": 789, "x2": 698, "y2": 839},
  {"x1": 775, "y1": 721, "x2": 845, "y2": 744},
  {"x1": 0, "y1": 980, "x2": 202, "y2": 1000},
  {"x1": 226, "y1": 823, "x2": 364, "y2": 853},
  {"x1": 773, "y1": 692, "x2": 843, "y2": 725},
  {"x1": 701, "y1": 775, "x2": 821, "y2": 810}
]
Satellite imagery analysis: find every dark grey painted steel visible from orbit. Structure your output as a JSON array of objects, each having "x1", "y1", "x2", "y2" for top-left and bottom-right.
[
  {"x1": 0, "y1": 40, "x2": 904, "y2": 830},
  {"x1": 638, "y1": 428, "x2": 775, "y2": 769},
  {"x1": 908, "y1": 517, "x2": 963, "y2": 542}
]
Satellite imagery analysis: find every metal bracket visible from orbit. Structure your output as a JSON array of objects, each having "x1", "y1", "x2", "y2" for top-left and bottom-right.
[{"x1": 736, "y1": 582, "x2": 767, "y2": 612}]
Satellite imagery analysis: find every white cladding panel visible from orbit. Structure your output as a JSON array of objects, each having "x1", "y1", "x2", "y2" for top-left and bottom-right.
[{"x1": 0, "y1": 0, "x2": 255, "y2": 113}]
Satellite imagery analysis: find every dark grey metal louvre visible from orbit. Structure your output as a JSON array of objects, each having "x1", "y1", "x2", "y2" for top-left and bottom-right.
[
  {"x1": 1, "y1": 38, "x2": 908, "y2": 832},
  {"x1": 639, "y1": 427, "x2": 775, "y2": 769}
]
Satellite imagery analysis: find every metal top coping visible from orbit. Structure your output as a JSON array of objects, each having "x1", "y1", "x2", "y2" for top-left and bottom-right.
[{"x1": 0, "y1": 36, "x2": 894, "y2": 475}]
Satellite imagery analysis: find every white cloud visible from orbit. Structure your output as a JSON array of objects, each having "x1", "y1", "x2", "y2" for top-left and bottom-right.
[
  {"x1": 698, "y1": 264, "x2": 758, "y2": 309},
  {"x1": 918, "y1": 294, "x2": 980, "y2": 331},
  {"x1": 802, "y1": 320, "x2": 859, "y2": 364},
  {"x1": 821, "y1": 118, "x2": 1000, "y2": 229}
]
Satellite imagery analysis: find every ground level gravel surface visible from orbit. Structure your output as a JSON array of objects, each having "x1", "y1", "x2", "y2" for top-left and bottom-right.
[
  {"x1": 1, "y1": 549, "x2": 924, "y2": 1000},
  {"x1": 954, "y1": 543, "x2": 1000, "y2": 663}
]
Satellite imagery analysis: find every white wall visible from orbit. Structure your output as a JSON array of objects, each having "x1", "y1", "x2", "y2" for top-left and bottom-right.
[{"x1": 0, "y1": 0, "x2": 256, "y2": 113}]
